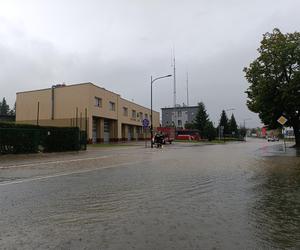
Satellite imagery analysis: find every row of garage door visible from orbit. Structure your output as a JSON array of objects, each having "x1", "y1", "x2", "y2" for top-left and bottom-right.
[
  {"x1": 92, "y1": 119, "x2": 110, "y2": 143},
  {"x1": 92, "y1": 118, "x2": 138, "y2": 143}
]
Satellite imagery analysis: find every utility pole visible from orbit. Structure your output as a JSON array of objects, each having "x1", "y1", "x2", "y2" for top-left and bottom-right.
[
  {"x1": 151, "y1": 76, "x2": 153, "y2": 147},
  {"x1": 186, "y1": 72, "x2": 189, "y2": 106},
  {"x1": 172, "y1": 56, "x2": 177, "y2": 127},
  {"x1": 243, "y1": 118, "x2": 251, "y2": 141},
  {"x1": 36, "y1": 101, "x2": 40, "y2": 126},
  {"x1": 150, "y1": 74, "x2": 172, "y2": 148},
  {"x1": 76, "y1": 107, "x2": 78, "y2": 128}
]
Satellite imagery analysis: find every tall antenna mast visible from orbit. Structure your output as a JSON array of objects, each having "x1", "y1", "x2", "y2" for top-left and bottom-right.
[
  {"x1": 173, "y1": 56, "x2": 176, "y2": 108},
  {"x1": 172, "y1": 48, "x2": 177, "y2": 127},
  {"x1": 186, "y1": 72, "x2": 189, "y2": 106}
]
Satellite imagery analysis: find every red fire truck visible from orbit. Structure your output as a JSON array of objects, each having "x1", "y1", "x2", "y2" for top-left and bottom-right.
[{"x1": 156, "y1": 127, "x2": 175, "y2": 144}]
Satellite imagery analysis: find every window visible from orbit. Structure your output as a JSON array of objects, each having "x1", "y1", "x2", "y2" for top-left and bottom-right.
[
  {"x1": 95, "y1": 97, "x2": 102, "y2": 107},
  {"x1": 109, "y1": 101, "x2": 115, "y2": 111},
  {"x1": 145, "y1": 114, "x2": 148, "y2": 119},
  {"x1": 123, "y1": 107, "x2": 128, "y2": 116},
  {"x1": 132, "y1": 110, "x2": 136, "y2": 118},
  {"x1": 139, "y1": 112, "x2": 143, "y2": 119},
  {"x1": 178, "y1": 110, "x2": 182, "y2": 117},
  {"x1": 178, "y1": 120, "x2": 182, "y2": 127}
]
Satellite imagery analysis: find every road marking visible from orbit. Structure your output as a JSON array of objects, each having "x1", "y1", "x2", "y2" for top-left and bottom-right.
[
  {"x1": 0, "y1": 155, "x2": 109, "y2": 169},
  {"x1": 0, "y1": 160, "x2": 150, "y2": 186}
]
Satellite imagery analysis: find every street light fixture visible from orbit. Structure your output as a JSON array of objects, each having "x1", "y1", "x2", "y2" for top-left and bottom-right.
[
  {"x1": 151, "y1": 74, "x2": 172, "y2": 148},
  {"x1": 243, "y1": 118, "x2": 252, "y2": 141}
]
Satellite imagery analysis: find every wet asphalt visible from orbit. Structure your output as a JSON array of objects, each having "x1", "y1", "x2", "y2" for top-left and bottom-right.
[{"x1": 0, "y1": 139, "x2": 300, "y2": 250}]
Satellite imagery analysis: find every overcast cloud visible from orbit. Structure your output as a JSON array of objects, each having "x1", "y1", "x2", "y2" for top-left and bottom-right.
[{"x1": 1, "y1": 0, "x2": 300, "y2": 127}]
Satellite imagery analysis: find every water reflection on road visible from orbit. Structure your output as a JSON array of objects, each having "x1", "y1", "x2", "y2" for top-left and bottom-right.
[
  {"x1": 250, "y1": 142, "x2": 300, "y2": 249},
  {"x1": 0, "y1": 139, "x2": 300, "y2": 249}
]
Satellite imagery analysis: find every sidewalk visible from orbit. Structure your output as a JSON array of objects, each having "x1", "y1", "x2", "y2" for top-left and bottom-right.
[{"x1": 0, "y1": 142, "x2": 147, "y2": 168}]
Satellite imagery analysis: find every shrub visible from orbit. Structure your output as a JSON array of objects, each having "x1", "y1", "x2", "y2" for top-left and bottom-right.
[
  {"x1": 0, "y1": 128, "x2": 40, "y2": 154},
  {"x1": 0, "y1": 122, "x2": 85, "y2": 154},
  {"x1": 42, "y1": 127, "x2": 80, "y2": 152}
]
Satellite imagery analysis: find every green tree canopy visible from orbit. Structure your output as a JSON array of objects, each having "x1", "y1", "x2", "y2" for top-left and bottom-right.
[
  {"x1": 219, "y1": 110, "x2": 229, "y2": 135},
  {"x1": 204, "y1": 121, "x2": 216, "y2": 141},
  {"x1": 8, "y1": 102, "x2": 16, "y2": 116},
  {"x1": 194, "y1": 102, "x2": 209, "y2": 135},
  {"x1": 244, "y1": 28, "x2": 300, "y2": 147},
  {"x1": 228, "y1": 114, "x2": 238, "y2": 136},
  {"x1": 0, "y1": 97, "x2": 10, "y2": 115},
  {"x1": 184, "y1": 122, "x2": 195, "y2": 129},
  {"x1": 192, "y1": 102, "x2": 216, "y2": 140}
]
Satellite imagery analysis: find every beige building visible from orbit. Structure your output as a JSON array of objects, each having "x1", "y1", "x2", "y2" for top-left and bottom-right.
[{"x1": 16, "y1": 82, "x2": 160, "y2": 143}]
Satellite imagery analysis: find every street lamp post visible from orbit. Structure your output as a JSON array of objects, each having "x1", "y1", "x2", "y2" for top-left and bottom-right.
[
  {"x1": 243, "y1": 118, "x2": 251, "y2": 141},
  {"x1": 151, "y1": 74, "x2": 172, "y2": 148}
]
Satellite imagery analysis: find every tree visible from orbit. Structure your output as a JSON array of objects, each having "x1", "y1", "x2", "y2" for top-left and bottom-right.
[
  {"x1": 0, "y1": 97, "x2": 10, "y2": 115},
  {"x1": 204, "y1": 121, "x2": 216, "y2": 141},
  {"x1": 228, "y1": 114, "x2": 238, "y2": 136},
  {"x1": 194, "y1": 102, "x2": 209, "y2": 136},
  {"x1": 244, "y1": 28, "x2": 300, "y2": 147},
  {"x1": 184, "y1": 122, "x2": 195, "y2": 129},
  {"x1": 8, "y1": 102, "x2": 16, "y2": 116},
  {"x1": 219, "y1": 110, "x2": 229, "y2": 135},
  {"x1": 239, "y1": 126, "x2": 247, "y2": 138}
]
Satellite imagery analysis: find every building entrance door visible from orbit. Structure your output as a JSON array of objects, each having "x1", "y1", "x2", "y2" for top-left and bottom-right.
[
  {"x1": 92, "y1": 118, "x2": 97, "y2": 143},
  {"x1": 128, "y1": 126, "x2": 132, "y2": 141},
  {"x1": 104, "y1": 119, "x2": 110, "y2": 143}
]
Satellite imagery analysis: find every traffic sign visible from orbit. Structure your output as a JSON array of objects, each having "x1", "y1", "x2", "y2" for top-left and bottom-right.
[
  {"x1": 142, "y1": 118, "x2": 149, "y2": 128},
  {"x1": 277, "y1": 116, "x2": 288, "y2": 126}
]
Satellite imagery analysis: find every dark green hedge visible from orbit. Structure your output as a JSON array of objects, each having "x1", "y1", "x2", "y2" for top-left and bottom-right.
[
  {"x1": 42, "y1": 127, "x2": 81, "y2": 152},
  {"x1": 0, "y1": 122, "x2": 86, "y2": 154},
  {"x1": 0, "y1": 128, "x2": 40, "y2": 153}
]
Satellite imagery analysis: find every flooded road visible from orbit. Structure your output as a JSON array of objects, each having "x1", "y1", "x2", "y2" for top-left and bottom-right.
[{"x1": 0, "y1": 139, "x2": 300, "y2": 249}]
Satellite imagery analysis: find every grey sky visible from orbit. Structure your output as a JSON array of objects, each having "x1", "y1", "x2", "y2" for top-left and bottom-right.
[{"x1": 1, "y1": 0, "x2": 299, "y2": 127}]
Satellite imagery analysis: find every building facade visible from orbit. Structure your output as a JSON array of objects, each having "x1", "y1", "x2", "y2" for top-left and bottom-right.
[
  {"x1": 16, "y1": 82, "x2": 159, "y2": 143},
  {"x1": 161, "y1": 106, "x2": 198, "y2": 128}
]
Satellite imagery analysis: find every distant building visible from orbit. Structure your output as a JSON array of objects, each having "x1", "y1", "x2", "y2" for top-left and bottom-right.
[
  {"x1": 161, "y1": 105, "x2": 198, "y2": 128},
  {"x1": 16, "y1": 82, "x2": 160, "y2": 143}
]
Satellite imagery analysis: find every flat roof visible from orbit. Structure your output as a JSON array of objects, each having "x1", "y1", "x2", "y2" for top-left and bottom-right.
[
  {"x1": 16, "y1": 82, "x2": 107, "y2": 94},
  {"x1": 161, "y1": 106, "x2": 198, "y2": 110},
  {"x1": 17, "y1": 82, "x2": 159, "y2": 113}
]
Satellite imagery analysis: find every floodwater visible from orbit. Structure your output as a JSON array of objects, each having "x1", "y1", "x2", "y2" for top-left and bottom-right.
[{"x1": 0, "y1": 139, "x2": 300, "y2": 249}]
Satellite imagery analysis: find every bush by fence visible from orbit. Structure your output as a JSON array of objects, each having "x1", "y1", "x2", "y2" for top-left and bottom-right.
[
  {"x1": 41, "y1": 127, "x2": 81, "y2": 152},
  {"x1": 0, "y1": 122, "x2": 87, "y2": 154},
  {"x1": 0, "y1": 128, "x2": 40, "y2": 153}
]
